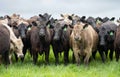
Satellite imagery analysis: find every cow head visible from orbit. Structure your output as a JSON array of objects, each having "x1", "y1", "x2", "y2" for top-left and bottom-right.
[
  {"x1": 4, "y1": 14, "x2": 20, "y2": 27},
  {"x1": 32, "y1": 21, "x2": 46, "y2": 38},
  {"x1": 98, "y1": 27, "x2": 108, "y2": 46},
  {"x1": 73, "y1": 23, "x2": 88, "y2": 41},
  {"x1": 12, "y1": 37, "x2": 24, "y2": 58},
  {"x1": 17, "y1": 23, "x2": 28, "y2": 39},
  {"x1": 50, "y1": 20, "x2": 68, "y2": 41},
  {"x1": 32, "y1": 13, "x2": 51, "y2": 39}
]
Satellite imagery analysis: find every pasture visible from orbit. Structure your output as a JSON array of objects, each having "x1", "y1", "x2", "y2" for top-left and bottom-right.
[{"x1": 0, "y1": 46, "x2": 120, "y2": 77}]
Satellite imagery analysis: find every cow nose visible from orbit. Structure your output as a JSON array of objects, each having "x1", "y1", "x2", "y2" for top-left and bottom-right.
[
  {"x1": 39, "y1": 32, "x2": 45, "y2": 37},
  {"x1": 39, "y1": 29, "x2": 45, "y2": 37},
  {"x1": 39, "y1": 33, "x2": 45, "y2": 37},
  {"x1": 100, "y1": 42, "x2": 105, "y2": 46},
  {"x1": 75, "y1": 37, "x2": 79, "y2": 41},
  {"x1": 17, "y1": 54, "x2": 24, "y2": 58},
  {"x1": 21, "y1": 35, "x2": 26, "y2": 39},
  {"x1": 53, "y1": 36, "x2": 59, "y2": 41}
]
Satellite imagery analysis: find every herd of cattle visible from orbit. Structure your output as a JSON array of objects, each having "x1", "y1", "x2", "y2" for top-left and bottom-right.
[{"x1": 0, "y1": 13, "x2": 120, "y2": 66}]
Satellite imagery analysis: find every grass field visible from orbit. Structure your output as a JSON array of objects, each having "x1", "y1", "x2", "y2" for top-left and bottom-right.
[{"x1": 0, "y1": 46, "x2": 120, "y2": 77}]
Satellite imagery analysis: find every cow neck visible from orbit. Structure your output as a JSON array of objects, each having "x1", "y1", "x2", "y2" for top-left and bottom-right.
[{"x1": 2, "y1": 23, "x2": 17, "y2": 43}]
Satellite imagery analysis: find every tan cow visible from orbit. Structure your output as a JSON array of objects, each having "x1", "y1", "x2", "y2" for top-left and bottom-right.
[{"x1": 70, "y1": 22, "x2": 98, "y2": 65}]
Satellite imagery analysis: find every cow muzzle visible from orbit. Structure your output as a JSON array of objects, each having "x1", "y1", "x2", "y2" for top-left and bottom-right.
[
  {"x1": 74, "y1": 36, "x2": 80, "y2": 41},
  {"x1": 17, "y1": 53, "x2": 24, "y2": 58},
  {"x1": 100, "y1": 42, "x2": 105, "y2": 46},
  {"x1": 53, "y1": 36, "x2": 59, "y2": 41}
]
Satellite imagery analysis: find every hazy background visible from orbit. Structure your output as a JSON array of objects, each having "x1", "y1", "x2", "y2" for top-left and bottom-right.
[{"x1": 0, "y1": 0, "x2": 120, "y2": 19}]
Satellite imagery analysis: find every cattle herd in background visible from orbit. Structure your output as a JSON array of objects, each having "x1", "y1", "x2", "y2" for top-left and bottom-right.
[{"x1": 0, "y1": 13, "x2": 120, "y2": 67}]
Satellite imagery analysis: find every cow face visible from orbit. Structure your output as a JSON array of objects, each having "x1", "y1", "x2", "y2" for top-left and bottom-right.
[
  {"x1": 17, "y1": 23, "x2": 28, "y2": 39},
  {"x1": 51, "y1": 21, "x2": 68, "y2": 41},
  {"x1": 73, "y1": 23, "x2": 88, "y2": 42},
  {"x1": 13, "y1": 37, "x2": 24, "y2": 58},
  {"x1": 32, "y1": 21, "x2": 47, "y2": 38},
  {"x1": 98, "y1": 27, "x2": 108, "y2": 46},
  {"x1": 4, "y1": 14, "x2": 20, "y2": 27},
  {"x1": 32, "y1": 13, "x2": 51, "y2": 39}
]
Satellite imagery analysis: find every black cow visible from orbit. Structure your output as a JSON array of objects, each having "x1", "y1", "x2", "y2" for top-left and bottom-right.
[
  {"x1": 97, "y1": 21, "x2": 117, "y2": 62},
  {"x1": 50, "y1": 20, "x2": 71, "y2": 65},
  {"x1": 13, "y1": 22, "x2": 31, "y2": 62},
  {"x1": 0, "y1": 24, "x2": 10, "y2": 66}
]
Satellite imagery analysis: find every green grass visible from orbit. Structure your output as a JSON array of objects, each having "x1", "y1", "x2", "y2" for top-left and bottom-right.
[{"x1": 0, "y1": 46, "x2": 120, "y2": 77}]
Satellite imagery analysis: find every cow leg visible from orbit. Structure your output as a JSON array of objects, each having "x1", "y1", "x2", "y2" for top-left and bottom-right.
[
  {"x1": 9, "y1": 54, "x2": 12, "y2": 64},
  {"x1": 0, "y1": 55, "x2": 2, "y2": 64},
  {"x1": 14, "y1": 53, "x2": 18, "y2": 62},
  {"x1": 105, "y1": 51, "x2": 108, "y2": 59},
  {"x1": 53, "y1": 50, "x2": 59, "y2": 65},
  {"x1": 64, "y1": 50, "x2": 69, "y2": 65},
  {"x1": 99, "y1": 51, "x2": 105, "y2": 63},
  {"x1": 45, "y1": 47, "x2": 50, "y2": 65},
  {"x1": 92, "y1": 51, "x2": 97, "y2": 60},
  {"x1": 115, "y1": 50, "x2": 119, "y2": 62},
  {"x1": 3, "y1": 51, "x2": 10, "y2": 67},
  {"x1": 84, "y1": 48, "x2": 92, "y2": 66},
  {"x1": 109, "y1": 50, "x2": 114, "y2": 60},
  {"x1": 33, "y1": 51, "x2": 38, "y2": 64},
  {"x1": 21, "y1": 47, "x2": 27, "y2": 62},
  {"x1": 74, "y1": 52, "x2": 80, "y2": 66},
  {"x1": 72, "y1": 53, "x2": 75, "y2": 63},
  {"x1": 29, "y1": 47, "x2": 32, "y2": 57}
]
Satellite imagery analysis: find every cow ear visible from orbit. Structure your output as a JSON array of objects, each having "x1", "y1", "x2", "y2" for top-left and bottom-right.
[
  {"x1": 32, "y1": 21, "x2": 37, "y2": 26},
  {"x1": 69, "y1": 24, "x2": 74, "y2": 28},
  {"x1": 4, "y1": 15, "x2": 11, "y2": 20},
  {"x1": 48, "y1": 15, "x2": 51, "y2": 19},
  {"x1": 83, "y1": 24, "x2": 88, "y2": 29},
  {"x1": 71, "y1": 14, "x2": 74, "y2": 16},
  {"x1": 39, "y1": 14, "x2": 43, "y2": 18},
  {"x1": 96, "y1": 17, "x2": 103, "y2": 22},
  {"x1": 81, "y1": 16, "x2": 86, "y2": 20},
  {"x1": 61, "y1": 14, "x2": 64, "y2": 17},
  {"x1": 80, "y1": 16, "x2": 86, "y2": 23},
  {"x1": 68, "y1": 16, "x2": 73, "y2": 20},
  {"x1": 110, "y1": 17, "x2": 115, "y2": 21}
]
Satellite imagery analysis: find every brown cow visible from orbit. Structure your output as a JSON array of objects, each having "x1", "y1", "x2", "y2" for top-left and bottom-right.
[
  {"x1": 29, "y1": 13, "x2": 52, "y2": 64},
  {"x1": 0, "y1": 25, "x2": 10, "y2": 66},
  {"x1": 114, "y1": 25, "x2": 120, "y2": 61},
  {"x1": 70, "y1": 22, "x2": 98, "y2": 65}
]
